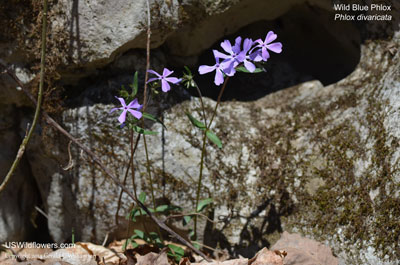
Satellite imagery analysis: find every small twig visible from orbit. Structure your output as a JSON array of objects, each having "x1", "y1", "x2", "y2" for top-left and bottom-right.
[
  {"x1": 191, "y1": 241, "x2": 226, "y2": 255},
  {"x1": 164, "y1": 212, "x2": 216, "y2": 224},
  {"x1": 34, "y1": 206, "x2": 48, "y2": 219},
  {"x1": 139, "y1": 0, "x2": 164, "y2": 244},
  {"x1": 0, "y1": 0, "x2": 48, "y2": 194},
  {"x1": 62, "y1": 141, "x2": 74, "y2": 170},
  {"x1": 115, "y1": 135, "x2": 139, "y2": 226},
  {"x1": 142, "y1": 0, "x2": 151, "y2": 112},
  {"x1": 102, "y1": 232, "x2": 109, "y2": 247},
  {"x1": 0, "y1": 244, "x2": 24, "y2": 262}
]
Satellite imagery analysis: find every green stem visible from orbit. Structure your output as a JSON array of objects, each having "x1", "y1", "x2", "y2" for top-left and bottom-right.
[
  {"x1": 193, "y1": 129, "x2": 208, "y2": 239},
  {"x1": 207, "y1": 77, "x2": 230, "y2": 128},
  {"x1": 142, "y1": 133, "x2": 164, "y2": 242},
  {"x1": 193, "y1": 76, "x2": 230, "y2": 239},
  {"x1": 0, "y1": 0, "x2": 48, "y2": 194},
  {"x1": 193, "y1": 81, "x2": 208, "y2": 125},
  {"x1": 142, "y1": 134, "x2": 156, "y2": 210}
]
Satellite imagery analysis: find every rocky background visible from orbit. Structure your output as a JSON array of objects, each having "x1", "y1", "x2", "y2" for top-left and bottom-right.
[{"x1": 0, "y1": 0, "x2": 399, "y2": 264}]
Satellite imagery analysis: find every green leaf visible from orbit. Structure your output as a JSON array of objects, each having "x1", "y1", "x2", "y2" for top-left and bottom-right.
[
  {"x1": 197, "y1": 198, "x2": 213, "y2": 212},
  {"x1": 123, "y1": 238, "x2": 130, "y2": 251},
  {"x1": 168, "y1": 244, "x2": 185, "y2": 262},
  {"x1": 184, "y1": 66, "x2": 192, "y2": 75},
  {"x1": 236, "y1": 66, "x2": 264, "y2": 73},
  {"x1": 168, "y1": 205, "x2": 182, "y2": 211},
  {"x1": 186, "y1": 112, "x2": 206, "y2": 129},
  {"x1": 149, "y1": 232, "x2": 163, "y2": 245},
  {"x1": 155, "y1": 205, "x2": 169, "y2": 212},
  {"x1": 168, "y1": 244, "x2": 184, "y2": 256},
  {"x1": 119, "y1": 90, "x2": 129, "y2": 98},
  {"x1": 192, "y1": 241, "x2": 201, "y2": 250},
  {"x1": 132, "y1": 125, "x2": 158, "y2": 135},
  {"x1": 133, "y1": 208, "x2": 147, "y2": 217},
  {"x1": 183, "y1": 215, "x2": 192, "y2": 226},
  {"x1": 132, "y1": 71, "x2": 139, "y2": 97},
  {"x1": 134, "y1": 229, "x2": 145, "y2": 239},
  {"x1": 138, "y1": 192, "x2": 146, "y2": 203},
  {"x1": 142, "y1": 112, "x2": 167, "y2": 129},
  {"x1": 206, "y1": 130, "x2": 222, "y2": 148},
  {"x1": 130, "y1": 208, "x2": 140, "y2": 221},
  {"x1": 130, "y1": 240, "x2": 139, "y2": 248},
  {"x1": 188, "y1": 230, "x2": 195, "y2": 239}
]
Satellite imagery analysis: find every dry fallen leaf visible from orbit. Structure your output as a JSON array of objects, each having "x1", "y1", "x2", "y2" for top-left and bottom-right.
[
  {"x1": 0, "y1": 245, "x2": 53, "y2": 264},
  {"x1": 136, "y1": 251, "x2": 170, "y2": 265},
  {"x1": 47, "y1": 245, "x2": 97, "y2": 265},
  {"x1": 273, "y1": 250, "x2": 287, "y2": 258},
  {"x1": 190, "y1": 258, "x2": 248, "y2": 265},
  {"x1": 249, "y1": 248, "x2": 284, "y2": 265},
  {"x1": 78, "y1": 242, "x2": 127, "y2": 265},
  {"x1": 179, "y1": 257, "x2": 191, "y2": 265}
]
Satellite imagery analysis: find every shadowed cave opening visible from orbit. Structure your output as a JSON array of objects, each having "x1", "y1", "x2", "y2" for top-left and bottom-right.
[
  {"x1": 191, "y1": 4, "x2": 361, "y2": 101},
  {"x1": 64, "y1": 4, "x2": 361, "y2": 107}
]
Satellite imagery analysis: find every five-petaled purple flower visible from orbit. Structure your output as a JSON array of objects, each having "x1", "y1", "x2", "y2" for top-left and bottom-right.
[
  {"x1": 253, "y1": 31, "x2": 283, "y2": 61},
  {"x1": 110, "y1": 97, "x2": 143, "y2": 124},
  {"x1": 198, "y1": 50, "x2": 231, "y2": 86},
  {"x1": 147, "y1": 68, "x2": 181, "y2": 92},
  {"x1": 214, "y1": 37, "x2": 246, "y2": 76}
]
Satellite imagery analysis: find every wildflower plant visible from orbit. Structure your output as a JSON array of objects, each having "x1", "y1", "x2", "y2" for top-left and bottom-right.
[{"x1": 109, "y1": 30, "x2": 282, "y2": 260}]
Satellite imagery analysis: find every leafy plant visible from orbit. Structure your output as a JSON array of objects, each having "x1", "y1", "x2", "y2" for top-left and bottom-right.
[{"x1": 110, "y1": 30, "x2": 283, "y2": 261}]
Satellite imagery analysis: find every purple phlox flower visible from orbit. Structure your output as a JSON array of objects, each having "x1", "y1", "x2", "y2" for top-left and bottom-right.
[
  {"x1": 110, "y1": 97, "x2": 143, "y2": 124},
  {"x1": 198, "y1": 51, "x2": 228, "y2": 86},
  {"x1": 214, "y1": 37, "x2": 246, "y2": 75},
  {"x1": 147, "y1": 68, "x2": 181, "y2": 92},
  {"x1": 254, "y1": 31, "x2": 282, "y2": 61},
  {"x1": 241, "y1": 38, "x2": 257, "y2": 72}
]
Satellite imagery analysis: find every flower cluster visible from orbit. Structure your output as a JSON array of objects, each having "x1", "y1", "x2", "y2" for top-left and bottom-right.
[
  {"x1": 110, "y1": 30, "x2": 282, "y2": 123},
  {"x1": 198, "y1": 31, "x2": 282, "y2": 85}
]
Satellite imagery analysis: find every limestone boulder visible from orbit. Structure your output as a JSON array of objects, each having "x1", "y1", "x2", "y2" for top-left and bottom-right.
[{"x1": 29, "y1": 29, "x2": 400, "y2": 265}]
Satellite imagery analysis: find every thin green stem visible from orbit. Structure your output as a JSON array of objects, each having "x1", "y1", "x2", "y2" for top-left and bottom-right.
[
  {"x1": 142, "y1": 135, "x2": 156, "y2": 209},
  {"x1": 193, "y1": 81, "x2": 208, "y2": 125},
  {"x1": 193, "y1": 76, "x2": 230, "y2": 239},
  {"x1": 0, "y1": 0, "x2": 48, "y2": 194},
  {"x1": 193, "y1": 129, "x2": 208, "y2": 239},
  {"x1": 207, "y1": 77, "x2": 230, "y2": 128},
  {"x1": 142, "y1": 133, "x2": 164, "y2": 242}
]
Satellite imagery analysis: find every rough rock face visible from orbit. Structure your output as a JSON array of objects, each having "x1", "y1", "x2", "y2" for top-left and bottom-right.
[
  {"x1": 0, "y1": 105, "x2": 37, "y2": 242},
  {"x1": 31, "y1": 31, "x2": 400, "y2": 265},
  {"x1": 0, "y1": 0, "x2": 399, "y2": 265},
  {"x1": 50, "y1": 0, "x2": 331, "y2": 67}
]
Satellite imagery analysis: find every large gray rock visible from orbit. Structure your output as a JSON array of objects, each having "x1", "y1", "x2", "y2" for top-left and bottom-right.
[
  {"x1": 1, "y1": 0, "x2": 399, "y2": 265},
  {"x1": 55, "y1": 0, "x2": 330, "y2": 66},
  {"x1": 1, "y1": 0, "x2": 333, "y2": 77},
  {"x1": 29, "y1": 29, "x2": 400, "y2": 265}
]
